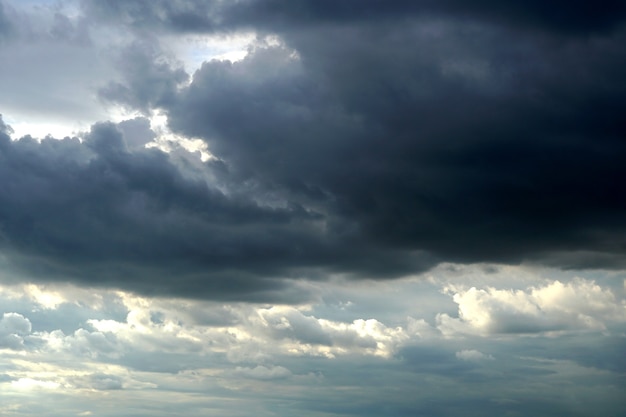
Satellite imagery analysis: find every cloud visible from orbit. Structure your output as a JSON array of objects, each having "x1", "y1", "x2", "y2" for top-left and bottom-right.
[
  {"x1": 2, "y1": 2, "x2": 626, "y2": 415},
  {"x1": 1, "y1": 0, "x2": 626, "y2": 300},
  {"x1": 43, "y1": 328, "x2": 119, "y2": 359},
  {"x1": 233, "y1": 365, "x2": 292, "y2": 380},
  {"x1": 85, "y1": 373, "x2": 124, "y2": 390},
  {"x1": 0, "y1": 118, "x2": 338, "y2": 300},
  {"x1": 438, "y1": 278, "x2": 626, "y2": 335},
  {"x1": 11, "y1": 378, "x2": 60, "y2": 390},
  {"x1": 78, "y1": 292, "x2": 410, "y2": 366},
  {"x1": 0, "y1": 114, "x2": 442, "y2": 300},
  {"x1": 0, "y1": 113, "x2": 13, "y2": 134},
  {"x1": 455, "y1": 349, "x2": 493, "y2": 361},
  {"x1": 98, "y1": 40, "x2": 189, "y2": 113},
  {"x1": 1, "y1": 273, "x2": 625, "y2": 417},
  {"x1": 82, "y1": 0, "x2": 626, "y2": 35},
  {"x1": 0, "y1": 1, "x2": 13, "y2": 40},
  {"x1": 80, "y1": 0, "x2": 223, "y2": 33},
  {"x1": 254, "y1": 306, "x2": 408, "y2": 357},
  {"x1": 0, "y1": 312, "x2": 32, "y2": 349},
  {"x1": 164, "y1": 18, "x2": 626, "y2": 274}
]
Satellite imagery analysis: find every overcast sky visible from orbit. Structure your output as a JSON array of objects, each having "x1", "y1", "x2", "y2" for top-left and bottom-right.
[{"x1": 1, "y1": 1, "x2": 625, "y2": 416}]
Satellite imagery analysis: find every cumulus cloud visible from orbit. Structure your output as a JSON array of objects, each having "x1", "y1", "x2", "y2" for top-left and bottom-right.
[
  {"x1": 254, "y1": 306, "x2": 408, "y2": 357},
  {"x1": 0, "y1": 113, "x2": 442, "y2": 300},
  {"x1": 2, "y1": 0, "x2": 626, "y2": 301},
  {"x1": 3, "y1": 3, "x2": 626, "y2": 416},
  {"x1": 43, "y1": 328, "x2": 119, "y2": 359},
  {"x1": 1, "y1": 272, "x2": 625, "y2": 416},
  {"x1": 0, "y1": 0, "x2": 626, "y2": 417},
  {"x1": 164, "y1": 11, "x2": 626, "y2": 275},
  {"x1": 438, "y1": 278, "x2": 626, "y2": 335},
  {"x1": 0, "y1": 312, "x2": 32, "y2": 349},
  {"x1": 79, "y1": 292, "x2": 410, "y2": 366},
  {"x1": 0, "y1": 117, "x2": 341, "y2": 301}
]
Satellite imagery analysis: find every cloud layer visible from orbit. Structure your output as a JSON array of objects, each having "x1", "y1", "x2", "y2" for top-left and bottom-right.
[
  {"x1": 1, "y1": 3, "x2": 626, "y2": 414},
  {"x1": 1, "y1": 269, "x2": 625, "y2": 416},
  {"x1": 1, "y1": 0, "x2": 626, "y2": 299}
]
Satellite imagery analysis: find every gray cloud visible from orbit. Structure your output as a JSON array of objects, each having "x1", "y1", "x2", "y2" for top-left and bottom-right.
[
  {"x1": 82, "y1": 0, "x2": 626, "y2": 35},
  {"x1": 165, "y1": 19, "x2": 626, "y2": 272},
  {"x1": 98, "y1": 40, "x2": 189, "y2": 113},
  {"x1": 86, "y1": 373, "x2": 124, "y2": 390},
  {"x1": 1, "y1": 117, "x2": 436, "y2": 300},
  {"x1": 0, "y1": 312, "x2": 31, "y2": 349},
  {"x1": 1, "y1": 0, "x2": 626, "y2": 301},
  {"x1": 0, "y1": 1, "x2": 12, "y2": 40},
  {"x1": 0, "y1": 120, "x2": 309, "y2": 300},
  {"x1": 1, "y1": 274, "x2": 624, "y2": 416},
  {"x1": 80, "y1": 0, "x2": 222, "y2": 33},
  {"x1": 1, "y1": 5, "x2": 625, "y2": 413},
  {"x1": 233, "y1": 365, "x2": 292, "y2": 380}
]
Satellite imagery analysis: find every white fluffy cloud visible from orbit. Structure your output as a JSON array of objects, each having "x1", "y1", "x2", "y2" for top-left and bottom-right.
[
  {"x1": 438, "y1": 278, "x2": 626, "y2": 336},
  {"x1": 82, "y1": 295, "x2": 409, "y2": 363},
  {"x1": 1, "y1": 268, "x2": 625, "y2": 416}
]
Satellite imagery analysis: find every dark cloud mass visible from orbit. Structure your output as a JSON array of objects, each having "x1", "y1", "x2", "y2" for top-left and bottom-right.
[
  {"x1": 0, "y1": 119, "x2": 432, "y2": 300},
  {"x1": 167, "y1": 12, "x2": 626, "y2": 268},
  {"x1": 1, "y1": 1, "x2": 626, "y2": 300},
  {"x1": 84, "y1": 0, "x2": 626, "y2": 34},
  {"x1": 224, "y1": 0, "x2": 626, "y2": 38}
]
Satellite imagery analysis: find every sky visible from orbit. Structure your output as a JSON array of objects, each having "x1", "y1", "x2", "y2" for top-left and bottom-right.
[{"x1": 1, "y1": 1, "x2": 625, "y2": 416}]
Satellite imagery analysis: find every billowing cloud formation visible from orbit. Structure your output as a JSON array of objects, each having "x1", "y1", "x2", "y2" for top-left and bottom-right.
[
  {"x1": 438, "y1": 279, "x2": 626, "y2": 335},
  {"x1": 1, "y1": 270, "x2": 625, "y2": 416},
  {"x1": 0, "y1": 313, "x2": 31, "y2": 349},
  {"x1": 167, "y1": 20, "x2": 626, "y2": 271},
  {"x1": 2, "y1": 2, "x2": 626, "y2": 416},
  {"x1": 1, "y1": 1, "x2": 626, "y2": 297},
  {"x1": 0, "y1": 120, "x2": 333, "y2": 300}
]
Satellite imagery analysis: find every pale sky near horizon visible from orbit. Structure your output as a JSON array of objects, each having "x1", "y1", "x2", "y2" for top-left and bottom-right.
[{"x1": 1, "y1": 1, "x2": 626, "y2": 416}]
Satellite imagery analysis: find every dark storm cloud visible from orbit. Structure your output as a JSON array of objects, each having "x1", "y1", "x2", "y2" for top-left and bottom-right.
[
  {"x1": 2, "y1": 1, "x2": 626, "y2": 300},
  {"x1": 83, "y1": 0, "x2": 626, "y2": 35},
  {"x1": 0, "y1": 118, "x2": 434, "y2": 300},
  {"x1": 226, "y1": 0, "x2": 626, "y2": 35},
  {"x1": 166, "y1": 18, "x2": 626, "y2": 269}
]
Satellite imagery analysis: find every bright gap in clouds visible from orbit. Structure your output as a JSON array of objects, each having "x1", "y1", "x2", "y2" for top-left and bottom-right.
[
  {"x1": 104, "y1": 106, "x2": 216, "y2": 161},
  {"x1": 2, "y1": 0, "x2": 254, "y2": 141},
  {"x1": 166, "y1": 32, "x2": 256, "y2": 75},
  {"x1": 2, "y1": 115, "x2": 87, "y2": 140},
  {"x1": 3, "y1": 27, "x2": 254, "y2": 154},
  {"x1": 11, "y1": 378, "x2": 60, "y2": 390},
  {"x1": 145, "y1": 112, "x2": 216, "y2": 162}
]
